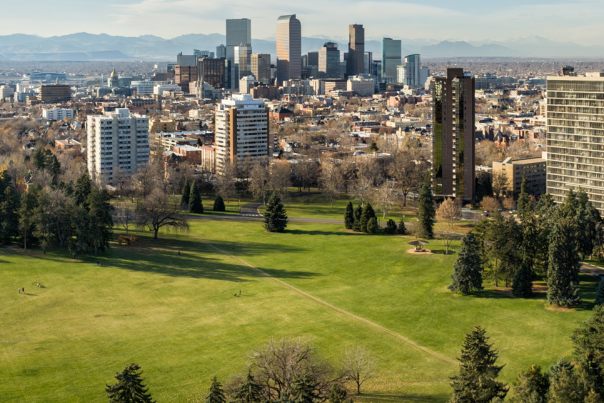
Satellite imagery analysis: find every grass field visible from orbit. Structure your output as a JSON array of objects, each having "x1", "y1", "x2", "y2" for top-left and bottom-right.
[{"x1": 0, "y1": 220, "x2": 599, "y2": 402}]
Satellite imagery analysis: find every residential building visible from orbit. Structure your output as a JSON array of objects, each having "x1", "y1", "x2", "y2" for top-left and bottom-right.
[
  {"x1": 346, "y1": 24, "x2": 365, "y2": 77},
  {"x1": 42, "y1": 107, "x2": 73, "y2": 120},
  {"x1": 149, "y1": 119, "x2": 176, "y2": 134},
  {"x1": 226, "y1": 19, "x2": 252, "y2": 89},
  {"x1": 200, "y1": 145, "x2": 216, "y2": 173},
  {"x1": 214, "y1": 94, "x2": 271, "y2": 174},
  {"x1": 493, "y1": 156, "x2": 546, "y2": 197},
  {"x1": 0, "y1": 86, "x2": 15, "y2": 100},
  {"x1": 431, "y1": 68, "x2": 476, "y2": 202},
  {"x1": 216, "y1": 45, "x2": 226, "y2": 59},
  {"x1": 86, "y1": 108, "x2": 150, "y2": 185},
  {"x1": 55, "y1": 139, "x2": 81, "y2": 152},
  {"x1": 382, "y1": 38, "x2": 401, "y2": 81},
  {"x1": 39, "y1": 84, "x2": 71, "y2": 103},
  {"x1": 251, "y1": 54, "x2": 271, "y2": 84},
  {"x1": 318, "y1": 42, "x2": 340, "y2": 78},
  {"x1": 347, "y1": 75, "x2": 375, "y2": 97},
  {"x1": 173, "y1": 145, "x2": 202, "y2": 165},
  {"x1": 276, "y1": 14, "x2": 302, "y2": 84},
  {"x1": 546, "y1": 73, "x2": 604, "y2": 211}
]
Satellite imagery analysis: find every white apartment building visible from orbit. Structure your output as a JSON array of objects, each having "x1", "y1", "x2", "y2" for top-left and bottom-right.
[
  {"x1": 131, "y1": 81, "x2": 168, "y2": 95},
  {"x1": 347, "y1": 75, "x2": 375, "y2": 97},
  {"x1": 154, "y1": 84, "x2": 181, "y2": 96},
  {"x1": 214, "y1": 94, "x2": 271, "y2": 174},
  {"x1": 87, "y1": 108, "x2": 150, "y2": 185},
  {"x1": 42, "y1": 107, "x2": 74, "y2": 121}
]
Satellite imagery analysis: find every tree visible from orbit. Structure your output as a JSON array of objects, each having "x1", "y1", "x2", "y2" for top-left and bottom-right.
[
  {"x1": 509, "y1": 365, "x2": 549, "y2": 403},
  {"x1": 359, "y1": 203, "x2": 376, "y2": 233},
  {"x1": 571, "y1": 305, "x2": 604, "y2": 393},
  {"x1": 384, "y1": 219, "x2": 397, "y2": 235},
  {"x1": 437, "y1": 198, "x2": 462, "y2": 254},
  {"x1": 503, "y1": 197, "x2": 516, "y2": 211},
  {"x1": 232, "y1": 372, "x2": 262, "y2": 403},
  {"x1": 0, "y1": 182, "x2": 20, "y2": 245},
  {"x1": 319, "y1": 163, "x2": 340, "y2": 208},
  {"x1": 213, "y1": 195, "x2": 226, "y2": 212},
  {"x1": 351, "y1": 176, "x2": 373, "y2": 208},
  {"x1": 368, "y1": 142, "x2": 379, "y2": 155},
  {"x1": 373, "y1": 181, "x2": 396, "y2": 220},
  {"x1": 512, "y1": 262, "x2": 533, "y2": 298},
  {"x1": 136, "y1": 189, "x2": 189, "y2": 239},
  {"x1": 189, "y1": 181, "x2": 204, "y2": 214},
  {"x1": 397, "y1": 218, "x2": 407, "y2": 235},
  {"x1": 449, "y1": 326, "x2": 508, "y2": 402},
  {"x1": 73, "y1": 173, "x2": 91, "y2": 207},
  {"x1": 547, "y1": 358, "x2": 587, "y2": 403},
  {"x1": 596, "y1": 280, "x2": 604, "y2": 306},
  {"x1": 250, "y1": 162, "x2": 271, "y2": 206},
  {"x1": 290, "y1": 373, "x2": 319, "y2": 403},
  {"x1": 517, "y1": 178, "x2": 532, "y2": 218},
  {"x1": 352, "y1": 205, "x2": 363, "y2": 232},
  {"x1": 391, "y1": 152, "x2": 421, "y2": 207},
  {"x1": 449, "y1": 233, "x2": 484, "y2": 295},
  {"x1": 328, "y1": 384, "x2": 346, "y2": 403},
  {"x1": 366, "y1": 217, "x2": 378, "y2": 234},
  {"x1": 417, "y1": 183, "x2": 435, "y2": 239},
  {"x1": 263, "y1": 194, "x2": 288, "y2": 233},
  {"x1": 181, "y1": 177, "x2": 191, "y2": 207},
  {"x1": 114, "y1": 202, "x2": 135, "y2": 235},
  {"x1": 344, "y1": 202, "x2": 354, "y2": 230},
  {"x1": 105, "y1": 362, "x2": 155, "y2": 403},
  {"x1": 19, "y1": 184, "x2": 40, "y2": 251},
  {"x1": 216, "y1": 163, "x2": 238, "y2": 203},
  {"x1": 492, "y1": 172, "x2": 508, "y2": 199},
  {"x1": 548, "y1": 218, "x2": 581, "y2": 308},
  {"x1": 206, "y1": 377, "x2": 227, "y2": 403},
  {"x1": 87, "y1": 188, "x2": 114, "y2": 256},
  {"x1": 481, "y1": 196, "x2": 501, "y2": 213},
  {"x1": 270, "y1": 161, "x2": 292, "y2": 201},
  {"x1": 340, "y1": 345, "x2": 378, "y2": 395}
]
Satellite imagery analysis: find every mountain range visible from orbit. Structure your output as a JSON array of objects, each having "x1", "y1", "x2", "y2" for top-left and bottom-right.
[{"x1": 0, "y1": 33, "x2": 603, "y2": 61}]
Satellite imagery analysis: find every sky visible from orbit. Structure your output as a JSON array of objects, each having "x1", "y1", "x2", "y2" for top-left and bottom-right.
[{"x1": 2, "y1": 0, "x2": 604, "y2": 45}]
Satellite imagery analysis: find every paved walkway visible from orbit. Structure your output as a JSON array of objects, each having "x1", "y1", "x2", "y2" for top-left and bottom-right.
[{"x1": 581, "y1": 262, "x2": 604, "y2": 278}]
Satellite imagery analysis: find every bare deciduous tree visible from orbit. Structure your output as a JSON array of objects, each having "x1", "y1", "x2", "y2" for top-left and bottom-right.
[
  {"x1": 352, "y1": 176, "x2": 373, "y2": 208},
  {"x1": 502, "y1": 197, "x2": 516, "y2": 210},
  {"x1": 491, "y1": 172, "x2": 508, "y2": 199},
  {"x1": 319, "y1": 162, "x2": 341, "y2": 208},
  {"x1": 114, "y1": 202, "x2": 136, "y2": 234},
  {"x1": 136, "y1": 189, "x2": 189, "y2": 239},
  {"x1": 436, "y1": 198, "x2": 462, "y2": 254},
  {"x1": 270, "y1": 161, "x2": 292, "y2": 201},
  {"x1": 340, "y1": 345, "x2": 378, "y2": 395},
  {"x1": 249, "y1": 161, "x2": 271, "y2": 205},
  {"x1": 391, "y1": 152, "x2": 421, "y2": 207},
  {"x1": 372, "y1": 181, "x2": 397, "y2": 219},
  {"x1": 216, "y1": 162, "x2": 238, "y2": 203},
  {"x1": 481, "y1": 196, "x2": 501, "y2": 213}
]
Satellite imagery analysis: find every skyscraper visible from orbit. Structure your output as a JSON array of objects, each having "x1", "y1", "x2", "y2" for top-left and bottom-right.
[
  {"x1": 251, "y1": 54, "x2": 271, "y2": 84},
  {"x1": 382, "y1": 38, "x2": 401, "y2": 81},
  {"x1": 400, "y1": 54, "x2": 421, "y2": 86},
  {"x1": 364, "y1": 52, "x2": 373, "y2": 75},
  {"x1": 276, "y1": 14, "x2": 301, "y2": 84},
  {"x1": 216, "y1": 45, "x2": 227, "y2": 59},
  {"x1": 431, "y1": 68, "x2": 475, "y2": 202},
  {"x1": 234, "y1": 45, "x2": 252, "y2": 82},
  {"x1": 546, "y1": 73, "x2": 604, "y2": 211},
  {"x1": 318, "y1": 42, "x2": 340, "y2": 78},
  {"x1": 346, "y1": 24, "x2": 364, "y2": 77},
  {"x1": 226, "y1": 19, "x2": 252, "y2": 88}
]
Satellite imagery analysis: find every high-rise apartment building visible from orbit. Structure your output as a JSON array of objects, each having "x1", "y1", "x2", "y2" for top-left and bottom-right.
[
  {"x1": 546, "y1": 73, "x2": 604, "y2": 211},
  {"x1": 318, "y1": 42, "x2": 340, "y2": 78},
  {"x1": 226, "y1": 19, "x2": 252, "y2": 89},
  {"x1": 382, "y1": 38, "x2": 401, "y2": 81},
  {"x1": 276, "y1": 14, "x2": 302, "y2": 85},
  {"x1": 431, "y1": 68, "x2": 475, "y2": 202},
  {"x1": 346, "y1": 24, "x2": 365, "y2": 77},
  {"x1": 214, "y1": 94, "x2": 271, "y2": 174},
  {"x1": 399, "y1": 54, "x2": 421, "y2": 86},
  {"x1": 234, "y1": 45, "x2": 252, "y2": 82},
  {"x1": 216, "y1": 45, "x2": 227, "y2": 59},
  {"x1": 251, "y1": 54, "x2": 271, "y2": 84},
  {"x1": 87, "y1": 108, "x2": 150, "y2": 185}
]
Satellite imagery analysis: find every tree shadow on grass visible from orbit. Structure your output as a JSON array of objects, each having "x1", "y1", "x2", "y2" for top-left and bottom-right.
[
  {"x1": 285, "y1": 229, "x2": 363, "y2": 237},
  {"x1": 356, "y1": 393, "x2": 450, "y2": 403}
]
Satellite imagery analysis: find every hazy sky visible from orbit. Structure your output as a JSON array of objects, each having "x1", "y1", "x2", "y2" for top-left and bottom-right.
[{"x1": 2, "y1": 0, "x2": 604, "y2": 44}]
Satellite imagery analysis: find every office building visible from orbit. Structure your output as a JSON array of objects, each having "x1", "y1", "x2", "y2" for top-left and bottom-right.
[
  {"x1": 194, "y1": 49, "x2": 214, "y2": 59},
  {"x1": 251, "y1": 54, "x2": 271, "y2": 84},
  {"x1": 197, "y1": 58, "x2": 231, "y2": 92},
  {"x1": 431, "y1": 68, "x2": 475, "y2": 202},
  {"x1": 0, "y1": 86, "x2": 15, "y2": 100},
  {"x1": 398, "y1": 54, "x2": 421, "y2": 86},
  {"x1": 346, "y1": 24, "x2": 365, "y2": 77},
  {"x1": 25, "y1": 72, "x2": 67, "y2": 82},
  {"x1": 307, "y1": 51, "x2": 319, "y2": 67},
  {"x1": 87, "y1": 108, "x2": 150, "y2": 185},
  {"x1": 420, "y1": 67, "x2": 430, "y2": 88},
  {"x1": 239, "y1": 76, "x2": 256, "y2": 94},
  {"x1": 42, "y1": 107, "x2": 73, "y2": 120},
  {"x1": 216, "y1": 44, "x2": 227, "y2": 59},
  {"x1": 546, "y1": 73, "x2": 604, "y2": 211},
  {"x1": 347, "y1": 75, "x2": 374, "y2": 97},
  {"x1": 234, "y1": 45, "x2": 252, "y2": 82},
  {"x1": 226, "y1": 19, "x2": 252, "y2": 89},
  {"x1": 364, "y1": 52, "x2": 373, "y2": 75},
  {"x1": 318, "y1": 42, "x2": 340, "y2": 78},
  {"x1": 175, "y1": 65, "x2": 197, "y2": 93},
  {"x1": 382, "y1": 38, "x2": 401, "y2": 81},
  {"x1": 176, "y1": 53, "x2": 197, "y2": 66},
  {"x1": 276, "y1": 14, "x2": 302, "y2": 84},
  {"x1": 493, "y1": 157, "x2": 546, "y2": 197},
  {"x1": 39, "y1": 84, "x2": 71, "y2": 103},
  {"x1": 214, "y1": 94, "x2": 271, "y2": 174},
  {"x1": 131, "y1": 80, "x2": 169, "y2": 95}
]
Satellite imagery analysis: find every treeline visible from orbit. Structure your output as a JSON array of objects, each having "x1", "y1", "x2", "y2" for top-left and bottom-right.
[{"x1": 450, "y1": 179, "x2": 604, "y2": 308}]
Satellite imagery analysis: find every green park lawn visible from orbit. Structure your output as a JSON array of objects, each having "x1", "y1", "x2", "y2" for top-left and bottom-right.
[{"x1": 0, "y1": 220, "x2": 599, "y2": 402}]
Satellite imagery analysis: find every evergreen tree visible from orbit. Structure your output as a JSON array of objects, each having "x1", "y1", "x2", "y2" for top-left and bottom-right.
[
  {"x1": 344, "y1": 202, "x2": 354, "y2": 230},
  {"x1": 509, "y1": 365, "x2": 549, "y2": 403},
  {"x1": 584, "y1": 389, "x2": 603, "y2": 403},
  {"x1": 206, "y1": 377, "x2": 226, "y2": 403},
  {"x1": 417, "y1": 183, "x2": 435, "y2": 239},
  {"x1": 33, "y1": 147, "x2": 46, "y2": 170},
  {"x1": 73, "y1": 173, "x2": 92, "y2": 208},
  {"x1": 548, "y1": 218, "x2": 581, "y2": 307},
  {"x1": 571, "y1": 305, "x2": 604, "y2": 393},
  {"x1": 384, "y1": 219, "x2": 397, "y2": 235},
  {"x1": 352, "y1": 205, "x2": 362, "y2": 232},
  {"x1": 596, "y1": 279, "x2": 604, "y2": 306},
  {"x1": 263, "y1": 194, "x2": 288, "y2": 232},
  {"x1": 517, "y1": 178, "x2": 532, "y2": 218},
  {"x1": 560, "y1": 188, "x2": 578, "y2": 219},
  {"x1": 0, "y1": 182, "x2": 20, "y2": 245},
  {"x1": 33, "y1": 190, "x2": 53, "y2": 253},
  {"x1": 547, "y1": 358, "x2": 587, "y2": 403},
  {"x1": 449, "y1": 233, "x2": 483, "y2": 295},
  {"x1": 512, "y1": 262, "x2": 533, "y2": 298},
  {"x1": 213, "y1": 195, "x2": 226, "y2": 212},
  {"x1": 359, "y1": 203, "x2": 376, "y2": 233},
  {"x1": 576, "y1": 199, "x2": 594, "y2": 259},
  {"x1": 366, "y1": 217, "x2": 378, "y2": 234},
  {"x1": 397, "y1": 218, "x2": 407, "y2": 235},
  {"x1": 87, "y1": 188, "x2": 114, "y2": 256},
  {"x1": 189, "y1": 181, "x2": 204, "y2": 214},
  {"x1": 18, "y1": 184, "x2": 41, "y2": 251},
  {"x1": 519, "y1": 214, "x2": 539, "y2": 275},
  {"x1": 105, "y1": 362, "x2": 155, "y2": 403},
  {"x1": 181, "y1": 178, "x2": 191, "y2": 207},
  {"x1": 290, "y1": 374, "x2": 319, "y2": 403},
  {"x1": 232, "y1": 372, "x2": 262, "y2": 403},
  {"x1": 328, "y1": 384, "x2": 347, "y2": 403},
  {"x1": 449, "y1": 326, "x2": 508, "y2": 402}
]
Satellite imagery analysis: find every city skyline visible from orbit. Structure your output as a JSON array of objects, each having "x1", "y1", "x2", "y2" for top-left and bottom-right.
[{"x1": 2, "y1": 0, "x2": 604, "y2": 46}]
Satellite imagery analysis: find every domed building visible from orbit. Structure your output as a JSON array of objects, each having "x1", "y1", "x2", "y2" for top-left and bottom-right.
[{"x1": 108, "y1": 68, "x2": 119, "y2": 88}]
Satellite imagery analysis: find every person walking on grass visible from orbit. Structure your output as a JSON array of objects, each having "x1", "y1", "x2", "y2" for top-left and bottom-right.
[
  {"x1": 239, "y1": 290, "x2": 241, "y2": 296},
  {"x1": 18, "y1": 288, "x2": 20, "y2": 294}
]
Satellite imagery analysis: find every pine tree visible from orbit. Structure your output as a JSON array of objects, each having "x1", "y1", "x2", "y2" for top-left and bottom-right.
[
  {"x1": 560, "y1": 188, "x2": 578, "y2": 219},
  {"x1": 547, "y1": 358, "x2": 586, "y2": 403},
  {"x1": 384, "y1": 219, "x2": 397, "y2": 234},
  {"x1": 509, "y1": 365, "x2": 549, "y2": 403},
  {"x1": 290, "y1": 374, "x2": 319, "y2": 403},
  {"x1": 359, "y1": 203, "x2": 376, "y2": 233},
  {"x1": 449, "y1": 326, "x2": 508, "y2": 402},
  {"x1": 0, "y1": 183, "x2": 20, "y2": 245},
  {"x1": 88, "y1": 188, "x2": 114, "y2": 256},
  {"x1": 576, "y1": 195, "x2": 594, "y2": 259},
  {"x1": 366, "y1": 217, "x2": 378, "y2": 234},
  {"x1": 73, "y1": 173, "x2": 92, "y2": 208},
  {"x1": 352, "y1": 205, "x2": 362, "y2": 232},
  {"x1": 596, "y1": 279, "x2": 604, "y2": 306},
  {"x1": 344, "y1": 202, "x2": 354, "y2": 230},
  {"x1": 417, "y1": 183, "x2": 435, "y2": 239},
  {"x1": 263, "y1": 194, "x2": 288, "y2": 232},
  {"x1": 397, "y1": 218, "x2": 407, "y2": 235},
  {"x1": 328, "y1": 384, "x2": 347, "y2": 403},
  {"x1": 181, "y1": 178, "x2": 191, "y2": 207},
  {"x1": 584, "y1": 389, "x2": 603, "y2": 403},
  {"x1": 19, "y1": 184, "x2": 41, "y2": 251},
  {"x1": 449, "y1": 233, "x2": 483, "y2": 295},
  {"x1": 512, "y1": 262, "x2": 533, "y2": 298},
  {"x1": 517, "y1": 178, "x2": 532, "y2": 218},
  {"x1": 105, "y1": 362, "x2": 155, "y2": 403},
  {"x1": 213, "y1": 195, "x2": 226, "y2": 212},
  {"x1": 232, "y1": 372, "x2": 262, "y2": 403},
  {"x1": 206, "y1": 377, "x2": 226, "y2": 403},
  {"x1": 571, "y1": 305, "x2": 604, "y2": 392},
  {"x1": 189, "y1": 181, "x2": 204, "y2": 214},
  {"x1": 548, "y1": 218, "x2": 581, "y2": 308}
]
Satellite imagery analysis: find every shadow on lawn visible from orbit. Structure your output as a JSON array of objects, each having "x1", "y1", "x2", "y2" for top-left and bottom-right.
[{"x1": 357, "y1": 393, "x2": 449, "y2": 403}]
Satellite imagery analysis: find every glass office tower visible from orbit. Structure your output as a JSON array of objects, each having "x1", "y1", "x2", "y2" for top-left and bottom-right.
[
  {"x1": 226, "y1": 18, "x2": 252, "y2": 88},
  {"x1": 381, "y1": 38, "x2": 401, "y2": 81}
]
